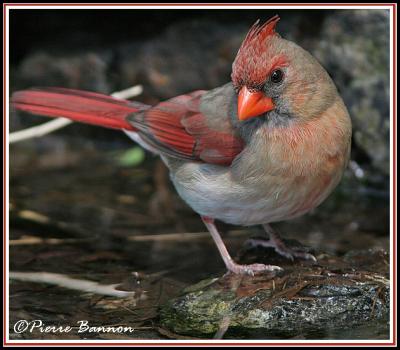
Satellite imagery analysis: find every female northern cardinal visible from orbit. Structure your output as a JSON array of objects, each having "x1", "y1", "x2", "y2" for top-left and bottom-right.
[{"x1": 11, "y1": 16, "x2": 352, "y2": 275}]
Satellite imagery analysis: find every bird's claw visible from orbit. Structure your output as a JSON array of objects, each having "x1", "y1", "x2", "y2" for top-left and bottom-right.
[
  {"x1": 275, "y1": 246, "x2": 317, "y2": 262},
  {"x1": 245, "y1": 238, "x2": 317, "y2": 262}
]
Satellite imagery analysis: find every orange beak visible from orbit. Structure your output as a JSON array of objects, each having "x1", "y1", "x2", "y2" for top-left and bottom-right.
[{"x1": 237, "y1": 86, "x2": 275, "y2": 121}]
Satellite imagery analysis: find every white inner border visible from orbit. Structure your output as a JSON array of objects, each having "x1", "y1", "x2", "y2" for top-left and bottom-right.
[{"x1": 4, "y1": 3, "x2": 396, "y2": 345}]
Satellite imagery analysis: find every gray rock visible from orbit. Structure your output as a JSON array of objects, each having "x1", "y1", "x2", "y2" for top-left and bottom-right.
[
  {"x1": 118, "y1": 20, "x2": 246, "y2": 99},
  {"x1": 160, "y1": 248, "x2": 389, "y2": 338},
  {"x1": 313, "y1": 9, "x2": 390, "y2": 175},
  {"x1": 15, "y1": 52, "x2": 111, "y2": 92}
]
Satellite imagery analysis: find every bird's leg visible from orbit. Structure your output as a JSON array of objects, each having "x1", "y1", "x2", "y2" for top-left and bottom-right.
[
  {"x1": 245, "y1": 224, "x2": 316, "y2": 262},
  {"x1": 201, "y1": 216, "x2": 282, "y2": 276}
]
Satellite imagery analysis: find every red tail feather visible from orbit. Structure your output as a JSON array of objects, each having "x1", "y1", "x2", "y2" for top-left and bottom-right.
[{"x1": 11, "y1": 87, "x2": 147, "y2": 131}]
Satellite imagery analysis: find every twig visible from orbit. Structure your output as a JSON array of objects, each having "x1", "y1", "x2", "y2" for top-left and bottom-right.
[
  {"x1": 9, "y1": 235, "x2": 91, "y2": 246},
  {"x1": 9, "y1": 271, "x2": 136, "y2": 298},
  {"x1": 127, "y1": 230, "x2": 250, "y2": 242},
  {"x1": 9, "y1": 118, "x2": 73, "y2": 144},
  {"x1": 9, "y1": 85, "x2": 143, "y2": 144},
  {"x1": 213, "y1": 315, "x2": 232, "y2": 339},
  {"x1": 111, "y1": 85, "x2": 143, "y2": 100}
]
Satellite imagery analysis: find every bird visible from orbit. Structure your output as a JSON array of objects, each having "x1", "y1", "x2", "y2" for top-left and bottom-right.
[{"x1": 11, "y1": 15, "x2": 352, "y2": 276}]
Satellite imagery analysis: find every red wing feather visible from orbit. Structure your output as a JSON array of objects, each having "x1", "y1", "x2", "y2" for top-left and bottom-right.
[
  {"x1": 12, "y1": 87, "x2": 244, "y2": 166},
  {"x1": 11, "y1": 87, "x2": 147, "y2": 130},
  {"x1": 128, "y1": 91, "x2": 244, "y2": 165}
]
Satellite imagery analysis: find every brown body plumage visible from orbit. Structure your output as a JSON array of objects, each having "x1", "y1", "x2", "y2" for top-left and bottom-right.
[{"x1": 11, "y1": 16, "x2": 352, "y2": 275}]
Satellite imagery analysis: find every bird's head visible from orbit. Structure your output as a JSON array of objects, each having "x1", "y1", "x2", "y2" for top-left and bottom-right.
[{"x1": 231, "y1": 15, "x2": 338, "y2": 126}]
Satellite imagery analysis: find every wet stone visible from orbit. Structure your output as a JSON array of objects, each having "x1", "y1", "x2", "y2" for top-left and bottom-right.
[{"x1": 159, "y1": 247, "x2": 389, "y2": 338}]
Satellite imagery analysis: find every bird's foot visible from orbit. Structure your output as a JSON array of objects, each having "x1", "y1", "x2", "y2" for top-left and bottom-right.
[
  {"x1": 245, "y1": 238, "x2": 317, "y2": 262},
  {"x1": 227, "y1": 261, "x2": 282, "y2": 276},
  {"x1": 201, "y1": 216, "x2": 283, "y2": 278}
]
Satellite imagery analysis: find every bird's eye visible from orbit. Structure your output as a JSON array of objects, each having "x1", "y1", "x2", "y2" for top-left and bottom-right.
[{"x1": 270, "y1": 69, "x2": 284, "y2": 84}]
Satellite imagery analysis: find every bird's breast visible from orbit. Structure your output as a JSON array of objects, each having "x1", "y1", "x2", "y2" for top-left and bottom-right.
[
  {"x1": 168, "y1": 151, "x2": 346, "y2": 226},
  {"x1": 167, "y1": 106, "x2": 350, "y2": 226}
]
